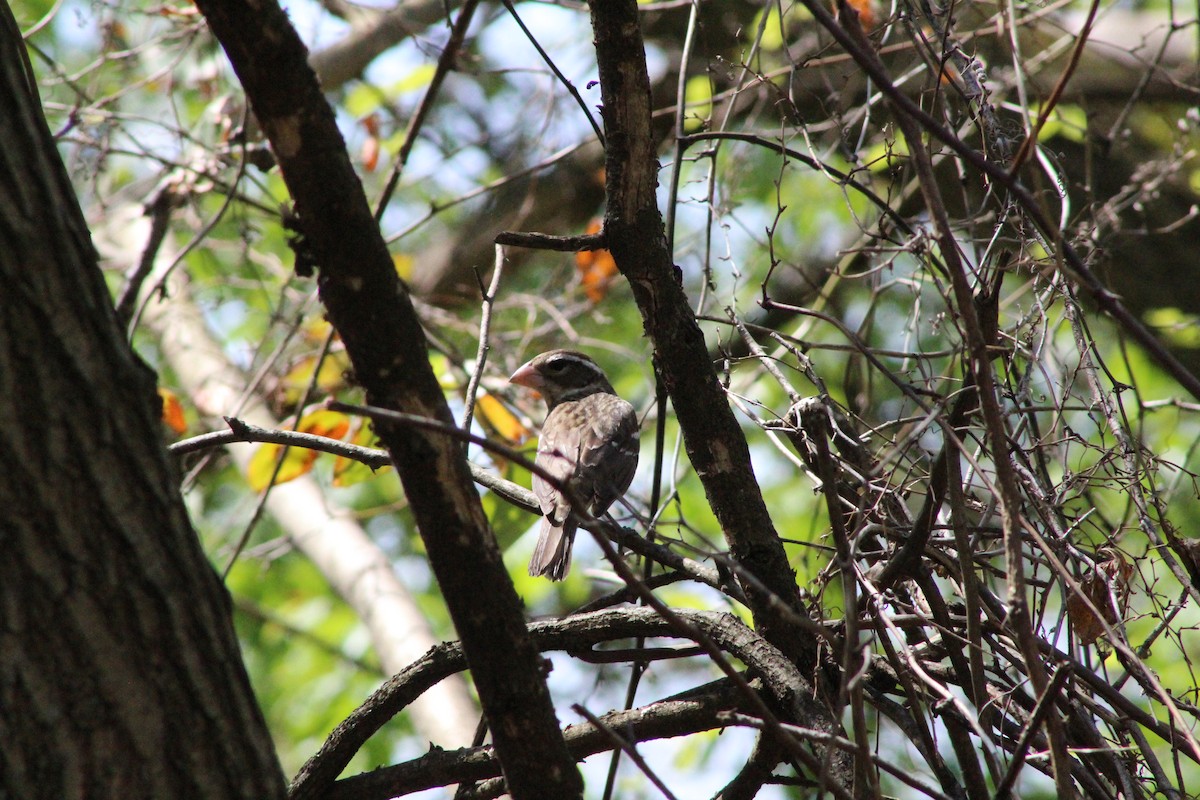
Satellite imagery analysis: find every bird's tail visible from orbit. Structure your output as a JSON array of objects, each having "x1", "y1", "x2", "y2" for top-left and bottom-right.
[{"x1": 529, "y1": 520, "x2": 576, "y2": 581}]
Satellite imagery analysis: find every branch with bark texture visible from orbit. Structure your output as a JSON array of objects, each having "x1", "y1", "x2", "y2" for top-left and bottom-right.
[
  {"x1": 294, "y1": 606, "x2": 817, "y2": 800},
  {"x1": 173, "y1": 414, "x2": 734, "y2": 594},
  {"x1": 191, "y1": 1, "x2": 581, "y2": 796},
  {"x1": 0, "y1": 5, "x2": 288, "y2": 796},
  {"x1": 585, "y1": 0, "x2": 852, "y2": 791}
]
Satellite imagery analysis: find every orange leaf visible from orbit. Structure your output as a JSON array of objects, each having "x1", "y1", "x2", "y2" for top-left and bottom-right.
[
  {"x1": 575, "y1": 220, "x2": 618, "y2": 303},
  {"x1": 361, "y1": 136, "x2": 380, "y2": 172},
  {"x1": 296, "y1": 409, "x2": 351, "y2": 441},
  {"x1": 840, "y1": 0, "x2": 878, "y2": 30},
  {"x1": 158, "y1": 387, "x2": 187, "y2": 435},
  {"x1": 842, "y1": 0, "x2": 876, "y2": 28},
  {"x1": 359, "y1": 115, "x2": 382, "y2": 171}
]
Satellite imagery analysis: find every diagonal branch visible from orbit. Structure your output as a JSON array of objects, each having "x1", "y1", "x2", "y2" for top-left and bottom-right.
[
  {"x1": 587, "y1": 0, "x2": 807, "y2": 660},
  {"x1": 585, "y1": 0, "x2": 853, "y2": 790},
  {"x1": 295, "y1": 606, "x2": 819, "y2": 800},
  {"x1": 191, "y1": 1, "x2": 581, "y2": 797}
]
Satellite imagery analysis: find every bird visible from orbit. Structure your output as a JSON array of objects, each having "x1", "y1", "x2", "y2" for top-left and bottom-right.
[{"x1": 508, "y1": 350, "x2": 639, "y2": 580}]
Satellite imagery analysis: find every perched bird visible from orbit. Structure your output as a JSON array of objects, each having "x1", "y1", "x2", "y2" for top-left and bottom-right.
[{"x1": 509, "y1": 350, "x2": 639, "y2": 580}]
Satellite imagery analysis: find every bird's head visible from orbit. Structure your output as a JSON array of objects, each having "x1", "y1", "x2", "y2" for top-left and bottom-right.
[{"x1": 509, "y1": 349, "x2": 617, "y2": 409}]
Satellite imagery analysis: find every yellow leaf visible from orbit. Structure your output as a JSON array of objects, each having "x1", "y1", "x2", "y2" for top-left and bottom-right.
[
  {"x1": 333, "y1": 422, "x2": 392, "y2": 487},
  {"x1": 333, "y1": 457, "x2": 388, "y2": 486},
  {"x1": 393, "y1": 253, "x2": 414, "y2": 281},
  {"x1": 279, "y1": 351, "x2": 351, "y2": 407},
  {"x1": 432, "y1": 353, "x2": 458, "y2": 390},
  {"x1": 682, "y1": 75, "x2": 712, "y2": 133},
  {"x1": 750, "y1": 6, "x2": 785, "y2": 50},
  {"x1": 300, "y1": 316, "x2": 335, "y2": 344},
  {"x1": 390, "y1": 63, "x2": 436, "y2": 96},
  {"x1": 476, "y1": 393, "x2": 530, "y2": 443},
  {"x1": 246, "y1": 442, "x2": 317, "y2": 491}
]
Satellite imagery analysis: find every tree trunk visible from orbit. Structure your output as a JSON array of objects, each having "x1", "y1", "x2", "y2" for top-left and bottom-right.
[{"x1": 0, "y1": 5, "x2": 286, "y2": 798}]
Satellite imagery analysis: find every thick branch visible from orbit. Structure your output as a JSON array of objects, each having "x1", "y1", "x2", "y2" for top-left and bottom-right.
[
  {"x1": 191, "y1": 1, "x2": 579, "y2": 796},
  {"x1": 585, "y1": 0, "x2": 853, "y2": 788},
  {"x1": 588, "y1": 0, "x2": 806, "y2": 658},
  {"x1": 293, "y1": 606, "x2": 815, "y2": 800},
  {"x1": 0, "y1": 5, "x2": 285, "y2": 797},
  {"x1": 330, "y1": 688, "x2": 740, "y2": 800}
]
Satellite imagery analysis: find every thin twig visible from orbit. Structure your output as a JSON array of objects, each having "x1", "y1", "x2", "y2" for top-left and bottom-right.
[
  {"x1": 499, "y1": 0, "x2": 604, "y2": 147},
  {"x1": 461, "y1": 245, "x2": 506, "y2": 437},
  {"x1": 573, "y1": 704, "x2": 679, "y2": 800},
  {"x1": 222, "y1": 328, "x2": 336, "y2": 579},
  {"x1": 374, "y1": 0, "x2": 481, "y2": 220},
  {"x1": 992, "y1": 663, "x2": 1072, "y2": 799}
]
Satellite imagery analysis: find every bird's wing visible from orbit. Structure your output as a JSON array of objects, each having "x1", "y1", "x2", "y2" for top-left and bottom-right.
[
  {"x1": 532, "y1": 404, "x2": 586, "y2": 526},
  {"x1": 575, "y1": 394, "x2": 639, "y2": 515}
]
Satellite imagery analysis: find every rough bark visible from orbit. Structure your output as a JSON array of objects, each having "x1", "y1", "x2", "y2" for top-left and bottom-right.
[
  {"x1": 137, "y1": 269, "x2": 479, "y2": 749},
  {"x1": 586, "y1": 0, "x2": 852, "y2": 792},
  {"x1": 298, "y1": 607, "x2": 790, "y2": 800},
  {"x1": 0, "y1": 5, "x2": 286, "y2": 798},
  {"x1": 190, "y1": 0, "x2": 582, "y2": 797},
  {"x1": 589, "y1": 0, "x2": 802, "y2": 647}
]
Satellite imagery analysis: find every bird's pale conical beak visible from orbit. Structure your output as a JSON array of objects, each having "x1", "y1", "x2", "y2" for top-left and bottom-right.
[{"x1": 508, "y1": 362, "x2": 544, "y2": 391}]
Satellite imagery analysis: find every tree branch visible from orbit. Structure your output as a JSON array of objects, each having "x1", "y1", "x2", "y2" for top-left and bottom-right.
[
  {"x1": 585, "y1": 0, "x2": 851, "y2": 788},
  {"x1": 191, "y1": 1, "x2": 581, "y2": 796},
  {"x1": 331, "y1": 689, "x2": 738, "y2": 800},
  {"x1": 294, "y1": 606, "x2": 815, "y2": 800}
]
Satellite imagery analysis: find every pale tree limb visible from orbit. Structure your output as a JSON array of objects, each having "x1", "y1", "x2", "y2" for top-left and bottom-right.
[
  {"x1": 95, "y1": 202, "x2": 480, "y2": 749},
  {"x1": 146, "y1": 268, "x2": 481, "y2": 749}
]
